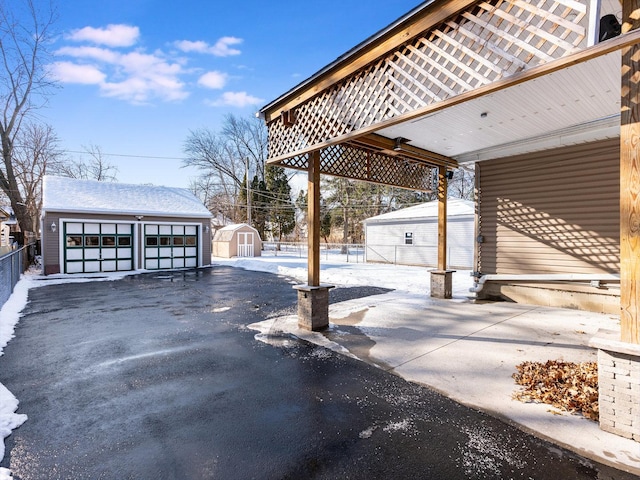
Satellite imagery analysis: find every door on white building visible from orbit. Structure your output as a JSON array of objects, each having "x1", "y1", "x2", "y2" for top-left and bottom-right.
[{"x1": 237, "y1": 232, "x2": 254, "y2": 257}]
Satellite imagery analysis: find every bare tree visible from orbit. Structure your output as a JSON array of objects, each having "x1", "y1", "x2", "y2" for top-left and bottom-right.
[
  {"x1": 54, "y1": 144, "x2": 119, "y2": 182},
  {"x1": 188, "y1": 174, "x2": 239, "y2": 225},
  {"x1": 0, "y1": 0, "x2": 57, "y2": 233},
  {"x1": 183, "y1": 115, "x2": 268, "y2": 224},
  {"x1": 13, "y1": 122, "x2": 63, "y2": 234},
  {"x1": 220, "y1": 114, "x2": 267, "y2": 182},
  {"x1": 184, "y1": 128, "x2": 245, "y2": 186},
  {"x1": 448, "y1": 165, "x2": 475, "y2": 200}
]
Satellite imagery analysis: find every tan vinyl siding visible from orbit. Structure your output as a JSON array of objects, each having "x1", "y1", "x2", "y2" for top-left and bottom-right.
[
  {"x1": 478, "y1": 138, "x2": 619, "y2": 275},
  {"x1": 42, "y1": 213, "x2": 61, "y2": 268}
]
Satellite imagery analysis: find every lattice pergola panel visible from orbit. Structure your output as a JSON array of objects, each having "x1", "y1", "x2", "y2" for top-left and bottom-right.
[
  {"x1": 266, "y1": 0, "x2": 587, "y2": 162},
  {"x1": 278, "y1": 143, "x2": 437, "y2": 192}
]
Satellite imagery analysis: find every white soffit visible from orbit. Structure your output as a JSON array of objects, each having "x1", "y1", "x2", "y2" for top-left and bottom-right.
[{"x1": 376, "y1": 50, "x2": 621, "y2": 164}]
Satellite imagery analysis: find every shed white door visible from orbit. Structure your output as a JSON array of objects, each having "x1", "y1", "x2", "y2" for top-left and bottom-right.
[
  {"x1": 144, "y1": 224, "x2": 198, "y2": 270},
  {"x1": 64, "y1": 222, "x2": 133, "y2": 273},
  {"x1": 237, "y1": 232, "x2": 254, "y2": 257}
]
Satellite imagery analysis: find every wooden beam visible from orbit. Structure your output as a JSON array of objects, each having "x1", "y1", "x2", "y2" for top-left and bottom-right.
[
  {"x1": 437, "y1": 165, "x2": 448, "y2": 271},
  {"x1": 348, "y1": 133, "x2": 459, "y2": 168},
  {"x1": 308, "y1": 150, "x2": 321, "y2": 286},
  {"x1": 620, "y1": 0, "x2": 640, "y2": 344}
]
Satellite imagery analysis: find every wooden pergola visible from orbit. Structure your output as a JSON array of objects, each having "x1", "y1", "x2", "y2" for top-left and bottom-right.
[{"x1": 259, "y1": 0, "x2": 640, "y2": 345}]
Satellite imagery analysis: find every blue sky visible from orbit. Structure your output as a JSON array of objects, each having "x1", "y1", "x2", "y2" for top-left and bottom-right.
[{"x1": 40, "y1": 0, "x2": 422, "y2": 188}]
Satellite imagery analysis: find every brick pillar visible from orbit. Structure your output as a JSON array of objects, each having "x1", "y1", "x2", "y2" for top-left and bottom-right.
[
  {"x1": 293, "y1": 284, "x2": 334, "y2": 331},
  {"x1": 590, "y1": 330, "x2": 640, "y2": 441},
  {"x1": 430, "y1": 270, "x2": 455, "y2": 299}
]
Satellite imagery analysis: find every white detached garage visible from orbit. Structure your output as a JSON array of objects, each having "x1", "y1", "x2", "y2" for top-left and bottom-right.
[
  {"x1": 364, "y1": 198, "x2": 474, "y2": 269},
  {"x1": 41, "y1": 176, "x2": 212, "y2": 275}
]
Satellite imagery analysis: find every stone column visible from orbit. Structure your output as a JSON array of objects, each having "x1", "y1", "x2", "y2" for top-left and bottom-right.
[
  {"x1": 294, "y1": 284, "x2": 334, "y2": 331},
  {"x1": 590, "y1": 331, "x2": 640, "y2": 441},
  {"x1": 430, "y1": 269, "x2": 455, "y2": 299}
]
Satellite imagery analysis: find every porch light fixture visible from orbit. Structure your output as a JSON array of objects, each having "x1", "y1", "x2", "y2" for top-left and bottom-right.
[
  {"x1": 393, "y1": 137, "x2": 410, "y2": 151},
  {"x1": 50, "y1": 221, "x2": 56, "y2": 233},
  {"x1": 446, "y1": 170, "x2": 454, "y2": 180}
]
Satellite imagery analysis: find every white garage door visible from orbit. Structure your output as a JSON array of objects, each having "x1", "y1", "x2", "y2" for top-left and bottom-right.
[
  {"x1": 144, "y1": 224, "x2": 198, "y2": 270},
  {"x1": 64, "y1": 222, "x2": 134, "y2": 274}
]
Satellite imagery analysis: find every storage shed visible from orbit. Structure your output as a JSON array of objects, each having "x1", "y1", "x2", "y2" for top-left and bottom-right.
[
  {"x1": 364, "y1": 198, "x2": 474, "y2": 269},
  {"x1": 41, "y1": 176, "x2": 213, "y2": 275},
  {"x1": 212, "y1": 223, "x2": 262, "y2": 258}
]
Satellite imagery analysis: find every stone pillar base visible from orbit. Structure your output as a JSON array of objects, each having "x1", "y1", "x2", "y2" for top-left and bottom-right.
[
  {"x1": 430, "y1": 270, "x2": 456, "y2": 299},
  {"x1": 293, "y1": 284, "x2": 334, "y2": 331},
  {"x1": 589, "y1": 329, "x2": 640, "y2": 442}
]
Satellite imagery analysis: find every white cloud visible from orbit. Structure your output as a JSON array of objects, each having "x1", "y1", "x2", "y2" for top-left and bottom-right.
[
  {"x1": 53, "y1": 25, "x2": 245, "y2": 105},
  {"x1": 67, "y1": 24, "x2": 140, "y2": 47},
  {"x1": 198, "y1": 71, "x2": 227, "y2": 89},
  {"x1": 174, "y1": 40, "x2": 208, "y2": 53},
  {"x1": 211, "y1": 37, "x2": 242, "y2": 56},
  {"x1": 49, "y1": 62, "x2": 105, "y2": 84},
  {"x1": 101, "y1": 76, "x2": 189, "y2": 104},
  {"x1": 98, "y1": 51, "x2": 188, "y2": 104},
  {"x1": 207, "y1": 91, "x2": 264, "y2": 108},
  {"x1": 52, "y1": 45, "x2": 189, "y2": 104},
  {"x1": 55, "y1": 46, "x2": 120, "y2": 63},
  {"x1": 174, "y1": 36, "x2": 242, "y2": 57}
]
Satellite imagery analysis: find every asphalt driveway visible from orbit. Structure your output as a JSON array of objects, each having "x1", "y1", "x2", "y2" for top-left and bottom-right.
[{"x1": 0, "y1": 266, "x2": 635, "y2": 479}]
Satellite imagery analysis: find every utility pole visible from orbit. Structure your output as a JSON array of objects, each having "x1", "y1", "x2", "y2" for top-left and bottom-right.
[{"x1": 245, "y1": 157, "x2": 252, "y2": 225}]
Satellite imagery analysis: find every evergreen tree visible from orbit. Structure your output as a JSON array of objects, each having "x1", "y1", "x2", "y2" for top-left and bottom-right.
[
  {"x1": 265, "y1": 165, "x2": 295, "y2": 242},
  {"x1": 238, "y1": 173, "x2": 269, "y2": 240}
]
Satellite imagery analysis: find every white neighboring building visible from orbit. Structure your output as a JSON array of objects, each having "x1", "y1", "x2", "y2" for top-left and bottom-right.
[
  {"x1": 364, "y1": 198, "x2": 475, "y2": 269},
  {"x1": 0, "y1": 206, "x2": 11, "y2": 248}
]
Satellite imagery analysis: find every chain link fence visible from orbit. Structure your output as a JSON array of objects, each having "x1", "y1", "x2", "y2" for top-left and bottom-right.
[
  {"x1": 0, "y1": 244, "x2": 34, "y2": 311},
  {"x1": 262, "y1": 242, "x2": 365, "y2": 263}
]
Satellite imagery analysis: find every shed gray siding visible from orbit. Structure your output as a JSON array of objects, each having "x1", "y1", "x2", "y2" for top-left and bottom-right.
[{"x1": 365, "y1": 215, "x2": 474, "y2": 268}]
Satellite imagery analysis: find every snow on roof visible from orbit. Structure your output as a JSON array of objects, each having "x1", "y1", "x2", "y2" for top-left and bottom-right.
[
  {"x1": 42, "y1": 176, "x2": 212, "y2": 218},
  {"x1": 364, "y1": 198, "x2": 474, "y2": 223}
]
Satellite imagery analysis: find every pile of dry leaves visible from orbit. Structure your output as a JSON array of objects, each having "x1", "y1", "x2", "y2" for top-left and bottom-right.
[{"x1": 512, "y1": 360, "x2": 599, "y2": 421}]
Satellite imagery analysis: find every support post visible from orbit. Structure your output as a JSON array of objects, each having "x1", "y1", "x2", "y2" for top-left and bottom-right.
[
  {"x1": 620, "y1": 0, "x2": 640, "y2": 345},
  {"x1": 295, "y1": 150, "x2": 332, "y2": 330},
  {"x1": 437, "y1": 165, "x2": 448, "y2": 271},
  {"x1": 431, "y1": 165, "x2": 454, "y2": 298},
  {"x1": 589, "y1": 0, "x2": 640, "y2": 444},
  {"x1": 308, "y1": 150, "x2": 321, "y2": 287}
]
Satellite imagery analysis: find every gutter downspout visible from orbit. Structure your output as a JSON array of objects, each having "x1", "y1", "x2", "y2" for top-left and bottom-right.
[{"x1": 470, "y1": 273, "x2": 621, "y2": 293}]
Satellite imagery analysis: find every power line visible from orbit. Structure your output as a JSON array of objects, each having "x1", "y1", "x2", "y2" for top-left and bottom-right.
[{"x1": 64, "y1": 150, "x2": 188, "y2": 161}]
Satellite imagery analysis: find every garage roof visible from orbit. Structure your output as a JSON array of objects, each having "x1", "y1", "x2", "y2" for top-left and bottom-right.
[
  {"x1": 364, "y1": 198, "x2": 474, "y2": 224},
  {"x1": 42, "y1": 176, "x2": 212, "y2": 218}
]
